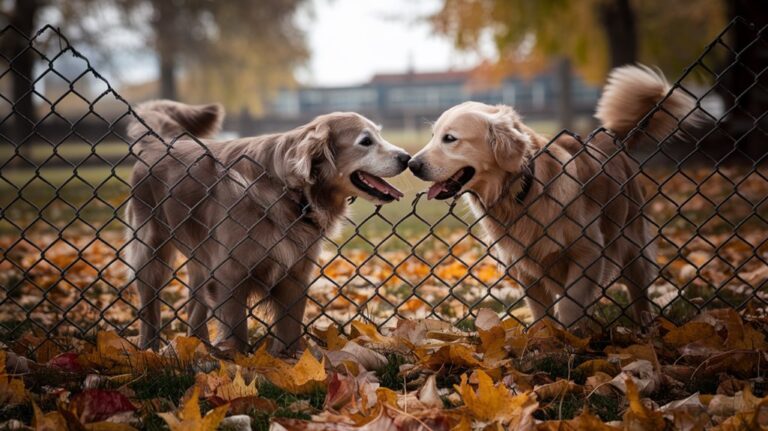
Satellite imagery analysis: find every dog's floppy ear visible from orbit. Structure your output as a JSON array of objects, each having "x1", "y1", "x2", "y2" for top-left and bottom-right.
[
  {"x1": 289, "y1": 121, "x2": 335, "y2": 184},
  {"x1": 487, "y1": 106, "x2": 532, "y2": 173}
]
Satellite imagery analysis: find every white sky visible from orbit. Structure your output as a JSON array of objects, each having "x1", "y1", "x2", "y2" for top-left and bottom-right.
[
  {"x1": 93, "y1": 0, "x2": 492, "y2": 88},
  {"x1": 298, "y1": 0, "x2": 489, "y2": 86}
]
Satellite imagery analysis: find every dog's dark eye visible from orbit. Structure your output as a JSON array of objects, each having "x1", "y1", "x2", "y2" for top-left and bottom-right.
[
  {"x1": 442, "y1": 134, "x2": 457, "y2": 143},
  {"x1": 359, "y1": 136, "x2": 373, "y2": 147}
]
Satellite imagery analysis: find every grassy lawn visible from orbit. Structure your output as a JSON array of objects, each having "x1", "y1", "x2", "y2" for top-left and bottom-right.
[{"x1": 0, "y1": 128, "x2": 471, "y2": 241}]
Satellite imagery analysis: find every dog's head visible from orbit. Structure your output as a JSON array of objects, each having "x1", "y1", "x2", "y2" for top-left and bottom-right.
[
  {"x1": 288, "y1": 112, "x2": 410, "y2": 204},
  {"x1": 409, "y1": 102, "x2": 534, "y2": 204}
]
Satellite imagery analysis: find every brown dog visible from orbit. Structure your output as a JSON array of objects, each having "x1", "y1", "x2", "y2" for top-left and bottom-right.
[
  {"x1": 124, "y1": 101, "x2": 410, "y2": 352},
  {"x1": 409, "y1": 65, "x2": 698, "y2": 327}
]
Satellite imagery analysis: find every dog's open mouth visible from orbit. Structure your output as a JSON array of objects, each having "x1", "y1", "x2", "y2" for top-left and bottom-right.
[
  {"x1": 351, "y1": 170, "x2": 404, "y2": 202},
  {"x1": 426, "y1": 167, "x2": 475, "y2": 200}
]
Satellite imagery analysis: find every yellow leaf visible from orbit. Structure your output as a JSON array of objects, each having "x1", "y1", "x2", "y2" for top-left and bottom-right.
[
  {"x1": 216, "y1": 369, "x2": 258, "y2": 401},
  {"x1": 349, "y1": 321, "x2": 399, "y2": 349},
  {"x1": 575, "y1": 359, "x2": 620, "y2": 377},
  {"x1": 455, "y1": 370, "x2": 537, "y2": 427},
  {"x1": 159, "y1": 386, "x2": 229, "y2": 431},
  {"x1": 236, "y1": 346, "x2": 326, "y2": 395},
  {"x1": 168, "y1": 335, "x2": 207, "y2": 364},
  {"x1": 80, "y1": 331, "x2": 161, "y2": 373},
  {"x1": 622, "y1": 378, "x2": 665, "y2": 431},
  {"x1": 534, "y1": 379, "x2": 580, "y2": 400},
  {"x1": 478, "y1": 326, "x2": 507, "y2": 365},
  {"x1": 32, "y1": 400, "x2": 68, "y2": 431},
  {"x1": 0, "y1": 351, "x2": 26, "y2": 406},
  {"x1": 375, "y1": 387, "x2": 399, "y2": 407},
  {"x1": 528, "y1": 320, "x2": 590, "y2": 350},
  {"x1": 314, "y1": 325, "x2": 348, "y2": 351},
  {"x1": 419, "y1": 344, "x2": 484, "y2": 369}
]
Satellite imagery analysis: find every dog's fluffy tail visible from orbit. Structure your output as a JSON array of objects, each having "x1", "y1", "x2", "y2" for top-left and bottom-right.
[
  {"x1": 127, "y1": 100, "x2": 224, "y2": 143},
  {"x1": 595, "y1": 64, "x2": 699, "y2": 142}
]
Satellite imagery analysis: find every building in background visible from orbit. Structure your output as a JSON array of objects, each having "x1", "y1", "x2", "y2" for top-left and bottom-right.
[{"x1": 240, "y1": 66, "x2": 601, "y2": 135}]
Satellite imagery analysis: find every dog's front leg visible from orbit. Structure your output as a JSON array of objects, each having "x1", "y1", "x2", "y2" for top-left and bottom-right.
[
  {"x1": 268, "y1": 271, "x2": 309, "y2": 355},
  {"x1": 518, "y1": 272, "x2": 555, "y2": 324},
  {"x1": 185, "y1": 264, "x2": 211, "y2": 342},
  {"x1": 556, "y1": 238, "x2": 605, "y2": 329},
  {"x1": 210, "y1": 288, "x2": 249, "y2": 352},
  {"x1": 130, "y1": 242, "x2": 174, "y2": 350}
]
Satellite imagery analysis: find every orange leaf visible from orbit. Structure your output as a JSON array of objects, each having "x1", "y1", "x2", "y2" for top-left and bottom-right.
[
  {"x1": 236, "y1": 346, "x2": 326, "y2": 395},
  {"x1": 622, "y1": 378, "x2": 665, "y2": 431},
  {"x1": 455, "y1": 370, "x2": 537, "y2": 427},
  {"x1": 158, "y1": 386, "x2": 229, "y2": 431}
]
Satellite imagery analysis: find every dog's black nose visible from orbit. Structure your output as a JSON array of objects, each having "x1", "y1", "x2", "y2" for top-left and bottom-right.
[
  {"x1": 397, "y1": 152, "x2": 411, "y2": 168},
  {"x1": 408, "y1": 158, "x2": 424, "y2": 176}
]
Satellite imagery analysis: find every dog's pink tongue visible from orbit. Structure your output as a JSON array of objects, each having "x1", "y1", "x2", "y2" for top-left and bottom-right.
[
  {"x1": 427, "y1": 181, "x2": 447, "y2": 199},
  {"x1": 359, "y1": 171, "x2": 404, "y2": 199}
]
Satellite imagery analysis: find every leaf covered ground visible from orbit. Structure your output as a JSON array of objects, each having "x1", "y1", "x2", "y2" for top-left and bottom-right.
[{"x1": 1, "y1": 308, "x2": 768, "y2": 430}]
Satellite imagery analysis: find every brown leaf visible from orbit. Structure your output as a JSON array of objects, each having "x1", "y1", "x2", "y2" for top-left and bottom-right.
[
  {"x1": 622, "y1": 378, "x2": 666, "y2": 431},
  {"x1": 534, "y1": 379, "x2": 581, "y2": 400},
  {"x1": 535, "y1": 409, "x2": 622, "y2": 430},
  {"x1": 663, "y1": 321, "x2": 720, "y2": 349},
  {"x1": 418, "y1": 344, "x2": 484, "y2": 369}
]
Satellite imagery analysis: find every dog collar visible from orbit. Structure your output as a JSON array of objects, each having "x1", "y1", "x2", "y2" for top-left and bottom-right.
[
  {"x1": 288, "y1": 189, "x2": 318, "y2": 228},
  {"x1": 514, "y1": 157, "x2": 535, "y2": 205}
]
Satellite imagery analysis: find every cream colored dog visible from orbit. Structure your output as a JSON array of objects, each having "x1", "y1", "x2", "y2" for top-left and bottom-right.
[{"x1": 409, "y1": 65, "x2": 698, "y2": 327}]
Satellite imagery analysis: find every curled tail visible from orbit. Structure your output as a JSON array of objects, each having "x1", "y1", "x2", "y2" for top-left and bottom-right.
[
  {"x1": 595, "y1": 64, "x2": 700, "y2": 142},
  {"x1": 127, "y1": 100, "x2": 224, "y2": 144}
]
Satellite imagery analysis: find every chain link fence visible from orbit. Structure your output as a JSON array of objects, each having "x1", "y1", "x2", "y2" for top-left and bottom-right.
[{"x1": 0, "y1": 20, "x2": 766, "y2": 355}]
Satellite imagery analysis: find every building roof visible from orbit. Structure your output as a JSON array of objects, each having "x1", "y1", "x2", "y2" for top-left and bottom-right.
[{"x1": 368, "y1": 70, "x2": 473, "y2": 85}]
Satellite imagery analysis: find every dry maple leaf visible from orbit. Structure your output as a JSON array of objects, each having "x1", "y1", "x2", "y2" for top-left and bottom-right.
[
  {"x1": 158, "y1": 386, "x2": 229, "y2": 431},
  {"x1": 418, "y1": 344, "x2": 484, "y2": 369},
  {"x1": 0, "y1": 350, "x2": 26, "y2": 406},
  {"x1": 32, "y1": 400, "x2": 68, "y2": 431},
  {"x1": 314, "y1": 325, "x2": 349, "y2": 351},
  {"x1": 455, "y1": 369, "x2": 538, "y2": 428},
  {"x1": 536, "y1": 409, "x2": 622, "y2": 430},
  {"x1": 162, "y1": 335, "x2": 208, "y2": 364},
  {"x1": 349, "y1": 321, "x2": 401, "y2": 350},
  {"x1": 215, "y1": 368, "x2": 259, "y2": 401},
  {"x1": 79, "y1": 331, "x2": 161, "y2": 373},
  {"x1": 235, "y1": 345, "x2": 327, "y2": 394},
  {"x1": 662, "y1": 321, "x2": 720, "y2": 349},
  {"x1": 622, "y1": 378, "x2": 666, "y2": 431}
]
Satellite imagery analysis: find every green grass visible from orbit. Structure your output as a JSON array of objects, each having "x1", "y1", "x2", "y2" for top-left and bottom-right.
[
  {"x1": 376, "y1": 353, "x2": 409, "y2": 391},
  {"x1": 131, "y1": 370, "x2": 197, "y2": 401},
  {"x1": 249, "y1": 380, "x2": 325, "y2": 431},
  {"x1": 0, "y1": 141, "x2": 130, "y2": 163},
  {"x1": 527, "y1": 355, "x2": 586, "y2": 385},
  {"x1": 534, "y1": 393, "x2": 621, "y2": 422},
  {"x1": 257, "y1": 380, "x2": 326, "y2": 411}
]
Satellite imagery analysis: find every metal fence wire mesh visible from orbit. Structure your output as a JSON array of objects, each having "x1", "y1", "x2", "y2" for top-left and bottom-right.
[{"x1": 0, "y1": 20, "x2": 766, "y2": 355}]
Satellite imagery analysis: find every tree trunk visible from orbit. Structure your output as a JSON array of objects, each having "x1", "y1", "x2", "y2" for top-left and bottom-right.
[
  {"x1": 555, "y1": 57, "x2": 573, "y2": 130},
  {"x1": 153, "y1": 0, "x2": 178, "y2": 100},
  {"x1": 4, "y1": 0, "x2": 39, "y2": 166},
  {"x1": 159, "y1": 53, "x2": 177, "y2": 100},
  {"x1": 597, "y1": 0, "x2": 638, "y2": 68},
  {"x1": 716, "y1": 0, "x2": 768, "y2": 163}
]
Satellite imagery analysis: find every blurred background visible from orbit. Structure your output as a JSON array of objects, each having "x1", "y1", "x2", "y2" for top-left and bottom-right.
[
  {"x1": 1, "y1": 0, "x2": 764, "y2": 145},
  {"x1": 0, "y1": 1, "x2": 766, "y2": 339}
]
